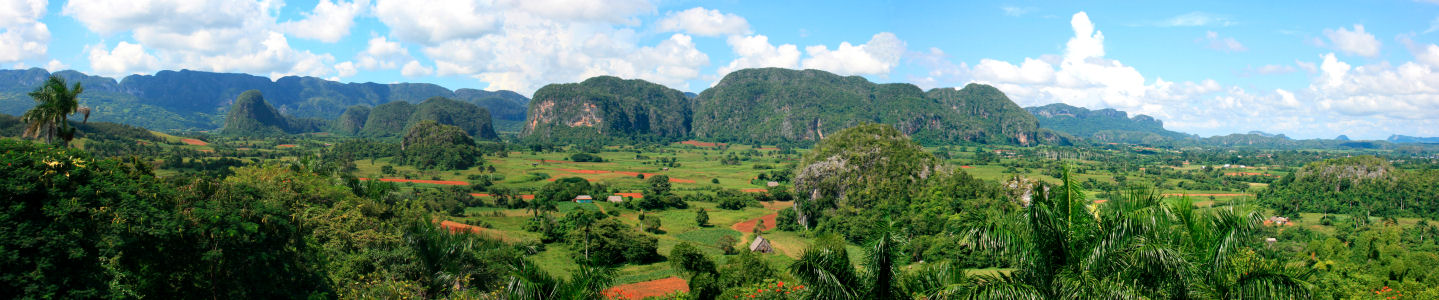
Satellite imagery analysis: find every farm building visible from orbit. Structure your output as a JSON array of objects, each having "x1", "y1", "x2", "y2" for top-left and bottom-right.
[
  {"x1": 749, "y1": 236, "x2": 773, "y2": 253},
  {"x1": 766, "y1": 181, "x2": 780, "y2": 187},
  {"x1": 574, "y1": 195, "x2": 594, "y2": 203},
  {"x1": 607, "y1": 195, "x2": 624, "y2": 203}
]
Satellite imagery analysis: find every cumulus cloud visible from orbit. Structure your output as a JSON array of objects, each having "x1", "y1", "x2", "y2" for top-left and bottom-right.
[
  {"x1": 334, "y1": 61, "x2": 357, "y2": 78},
  {"x1": 63, "y1": 0, "x2": 339, "y2": 78},
  {"x1": 281, "y1": 0, "x2": 367, "y2": 43},
  {"x1": 716, "y1": 34, "x2": 800, "y2": 78},
  {"x1": 1200, "y1": 31, "x2": 1247, "y2": 52},
  {"x1": 904, "y1": 47, "x2": 969, "y2": 90},
  {"x1": 356, "y1": 36, "x2": 410, "y2": 69},
  {"x1": 0, "y1": 0, "x2": 50, "y2": 63},
  {"x1": 1323, "y1": 25, "x2": 1381, "y2": 57},
  {"x1": 44, "y1": 59, "x2": 67, "y2": 71},
  {"x1": 800, "y1": 32, "x2": 906, "y2": 76},
  {"x1": 1308, "y1": 52, "x2": 1439, "y2": 119},
  {"x1": 968, "y1": 11, "x2": 1227, "y2": 124},
  {"x1": 401, "y1": 60, "x2": 433, "y2": 77},
  {"x1": 87, "y1": 41, "x2": 160, "y2": 77},
  {"x1": 385, "y1": 0, "x2": 712, "y2": 94},
  {"x1": 656, "y1": 7, "x2": 750, "y2": 37}
]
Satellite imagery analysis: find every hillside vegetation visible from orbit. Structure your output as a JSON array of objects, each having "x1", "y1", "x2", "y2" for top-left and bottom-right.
[
  {"x1": 1026, "y1": 103, "x2": 1192, "y2": 144},
  {"x1": 692, "y1": 68, "x2": 1056, "y2": 145},
  {"x1": 521, "y1": 76, "x2": 692, "y2": 143}
]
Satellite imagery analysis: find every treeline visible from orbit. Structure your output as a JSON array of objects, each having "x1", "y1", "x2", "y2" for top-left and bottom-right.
[
  {"x1": 1262, "y1": 156, "x2": 1439, "y2": 219},
  {"x1": 0, "y1": 139, "x2": 609, "y2": 299}
]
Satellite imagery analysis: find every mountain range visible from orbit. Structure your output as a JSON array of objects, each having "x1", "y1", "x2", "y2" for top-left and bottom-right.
[
  {"x1": 0, "y1": 68, "x2": 529, "y2": 132},
  {"x1": 1, "y1": 67, "x2": 1435, "y2": 148}
]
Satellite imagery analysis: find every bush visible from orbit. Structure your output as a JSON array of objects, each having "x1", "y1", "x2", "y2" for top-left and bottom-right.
[{"x1": 569, "y1": 152, "x2": 605, "y2": 162}]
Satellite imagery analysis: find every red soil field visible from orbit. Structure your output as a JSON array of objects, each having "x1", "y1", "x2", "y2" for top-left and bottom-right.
[
  {"x1": 740, "y1": 188, "x2": 767, "y2": 193},
  {"x1": 755, "y1": 147, "x2": 780, "y2": 151},
  {"x1": 668, "y1": 178, "x2": 696, "y2": 183},
  {"x1": 1224, "y1": 172, "x2": 1276, "y2": 177},
  {"x1": 732, "y1": 212, "x2": 778, "y2": 233},
  {"x1": 604, "y1": 276, "x2": 689, "y2": 300},
  {"x1": 277, "y1": 144, "x2": 297, "y2": 148},
  {"x1": 1163, "y1": 193, "x2": 1253, "y2": 197},
  {"x1": 358, "y1": 177, "x2": 468, "y2": 185},
  {"x1": 730, "y1": 201, "x2": 789, "y2": 233},
  {"x1": 678, "y1": 140, "x2": 726, "y2": 147},
  {"x1": 180, "y1": 138, "x2": 208, "y2": 146},
  {"x1": 960, "y1": 165, "x2": 974, "y2": 169},
  {"x1": 436, "y1": 220, "x2": 512, "y2": 241},
  {"x1": 615, "y1": 192, "x2": 643, "y2": 198}
]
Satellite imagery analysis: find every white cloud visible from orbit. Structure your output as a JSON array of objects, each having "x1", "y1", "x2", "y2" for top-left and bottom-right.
[
  {"x1": 374, "y1": 0, "x2": 502, "y2": 45},
  {"x1": 968, "y1": 11, "x2": 1224, "y2": 123},
  {"x1": 656, "y1": 7, "x2": 750, "y2": 37},
  {"x1": 1243, "y1": 64, "x2": 1296, "y2": 76},
  {"x1": 905, "y1": 47, "x2": 969, "y2": 90},
  {"x1": 716, "y1": 34, "x2": 800, "y2": 78},
  {"x1": 1159, "y1": 12, "x2": 1234, "y2": 27},
  {"x1": 356, "y1": 36, "x2": 410, "y2": 69},
  {"x1": 87, "y1": 41, "x2": 160, "y2": 77},
  {"x1": 281, "y1": 0, "x2": 367, "y2": 43},
  {"x1": 64, "y1": 0, "x2": 340, "y2": 78},
  {"x1": 334, "y1": 61, "x2": 357, "y2": 77},
  {"x1": 800, "y1": 32, "x2": 906, "y2": 76},
  {"x1": 1295, "y1": 60, "x2": 1318, "y2": 73},
  {"x1": 388, "y1": 0, "x2": 717, "y2": 94},
  {"x1": 0, "y1": 0, "x2": 49, "y2": 63},
  {"x1": 1309, "y1": 51, "x2": 1439, "y2": 119},
  {"x1": 44, "y1": 59, "x2": 67, "y2": 71},
  {"x1": 1200, "y1": 31, "x2": 1247, "y2": 52},
  {"x1": 1001, "y1": 6, "x2": 1034, "y2": 17},
  {"x1": 375, "y1": 0, "x2": 653, "y2": 46},
  {"x1": 401, "y1": 60, "x2": 433, "y2": 77},
  {"x1": 1323, "y1": 24, "x2": 1381, "y2": 57},
  {"x1": 496, "y1": 0, "x2": 653, "y2": 25},
  {"x1": 973, "y1": 58, "x2": 1054, "y2": 84}
]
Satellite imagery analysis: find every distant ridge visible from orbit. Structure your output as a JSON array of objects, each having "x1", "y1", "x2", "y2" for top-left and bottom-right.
[
  {"x1": 0, "y1": 68, "x2": 528, "y2": 132},
  {"x1": 1025, "y1": 103, "x2": 1192, "y2": 144},
  {"x1": 1388, "y1": 135, "x2": 1439, "y2": 144}
]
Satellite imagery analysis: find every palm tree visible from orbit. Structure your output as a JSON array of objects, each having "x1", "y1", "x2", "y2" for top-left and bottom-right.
[
  {"x1": 22, "y1": 76, "x2": 85, "y2": 145},
  {"x1": 787, "y1": 220, "x2": 906, "y2": 300},
  {"x1": 957, "y1": 166, "x2": 1311, "y2": 299}
]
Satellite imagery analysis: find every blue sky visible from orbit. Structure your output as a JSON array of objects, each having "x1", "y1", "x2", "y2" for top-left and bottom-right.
[{"x1": 3, "y1": 0, "x2": 1439, "y2": 139}]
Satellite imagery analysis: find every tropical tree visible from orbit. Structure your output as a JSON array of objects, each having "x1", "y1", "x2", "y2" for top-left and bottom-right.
[
  {"x1": 21, "y1": 75, "x2": 86, "y2": 145},
  {"x1": 788, "y1": 221, "x2": 905, "y2": 300},
  {"x1": 955, "y1": 166, "x2": 1311, "y2": 299}
]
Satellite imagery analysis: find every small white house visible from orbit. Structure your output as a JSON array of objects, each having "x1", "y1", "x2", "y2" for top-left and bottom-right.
[
  {"x1": 574, "y1": 195, "x2": 594, "y2": 203},
  {"x1": 766, "y1": 181, "x2": 780, "y2": 187},
  {"x1": 606, "y1": 195, "x2": 624, "y2": 203}
]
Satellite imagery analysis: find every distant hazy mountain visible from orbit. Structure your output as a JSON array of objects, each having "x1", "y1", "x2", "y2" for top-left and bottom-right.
[
  {"x1": 0, "y1": 68, "x2": 528, "y2": 132},
  {"x1": 1388, "y1": 135, "x2": 1439, "y2": 144},
  {"x1": 1025, "y1": 103, "x2": 1192, "y2": 145}
]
